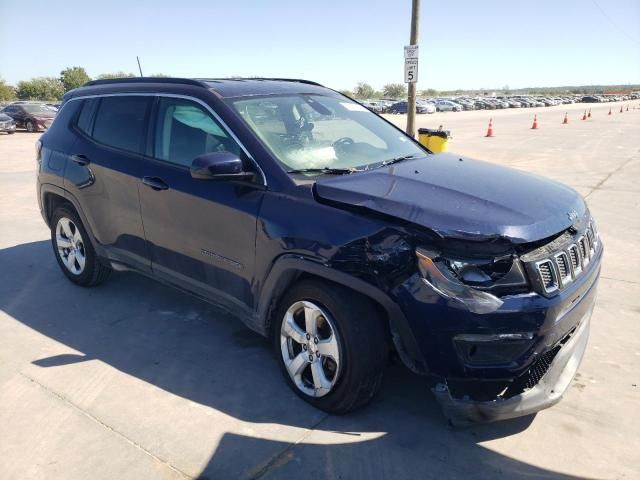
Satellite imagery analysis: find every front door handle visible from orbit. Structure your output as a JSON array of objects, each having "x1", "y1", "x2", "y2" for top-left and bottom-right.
[
  {"x1": 70, "y1": 154, "x2": 90, "y2": 166},
  {"x1": 142, "y1": 176, "x2": 169, "y2": 191}
]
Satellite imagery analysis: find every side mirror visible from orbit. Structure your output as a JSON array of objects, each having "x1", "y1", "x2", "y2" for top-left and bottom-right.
[{"x1": 190, "y1": 151, "x2": 254, "y2": 181}]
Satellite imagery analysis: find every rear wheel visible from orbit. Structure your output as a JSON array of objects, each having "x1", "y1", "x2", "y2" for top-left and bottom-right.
[
  {"x1": 274, "y1": 280, "x2": 388, "y2": 414},
  {"x1": 50, "y1": 205, "x2": 111, "y2": 286}
]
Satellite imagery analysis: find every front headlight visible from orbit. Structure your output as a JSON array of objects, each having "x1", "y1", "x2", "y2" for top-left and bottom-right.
[{"x1": 415, "y1": 248, "x2": 528, "y2": 314}]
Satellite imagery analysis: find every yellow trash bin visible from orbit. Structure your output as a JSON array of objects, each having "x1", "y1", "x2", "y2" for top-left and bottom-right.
[{"x1": 418, "y1": 127, "x2": 450, "y2": 153}]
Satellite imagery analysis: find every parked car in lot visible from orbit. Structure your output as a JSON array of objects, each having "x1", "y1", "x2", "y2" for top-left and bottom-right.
[
  {"x1": 0, "y1": 113, "x2": 16, "y2": 134},
  {"x1": 37, "y1": 77, "x2": 602, "y2": 425},
  {"x1": 1, "y1": 102, "x2": 56, "y2": 132},
  {"x1": 434, "y1": 100, "x2": 462, "y2": 112},
  {"x1": 416, "y1": 100, "x2": 437, "y2": 113},
  {"x1": 451, "y1": 98, "x2": 475, "y2": 110},
  {"x1": 387, "y1": 101, "x2": 432, "y2": 114}
]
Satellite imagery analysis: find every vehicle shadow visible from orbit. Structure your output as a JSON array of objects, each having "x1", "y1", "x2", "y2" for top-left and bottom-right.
[{"x1": 0, "y1": 241, "x2": 591, "y2": 480}]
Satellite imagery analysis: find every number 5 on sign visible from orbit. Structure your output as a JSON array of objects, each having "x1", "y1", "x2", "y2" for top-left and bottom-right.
[{"x1": 405, "y1": 58, "x2": 418, "y2": 83}]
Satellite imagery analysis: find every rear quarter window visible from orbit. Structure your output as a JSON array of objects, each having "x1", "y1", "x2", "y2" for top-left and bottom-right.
[
  {"x1": 92, "y1": 96, "x2": 151, "y2": 154},
  {"x1": 75, "y1": 98, "x2": 97, "y2": 134}
]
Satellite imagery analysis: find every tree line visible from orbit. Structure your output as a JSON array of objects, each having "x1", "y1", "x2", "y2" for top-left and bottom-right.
[{"x1": 0, "y1": 67, "x2": 167, "y2": 102}]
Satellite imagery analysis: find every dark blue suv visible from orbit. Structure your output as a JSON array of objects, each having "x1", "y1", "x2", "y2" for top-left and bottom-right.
[{"x1": 36, "y1": 78, "x2": 602, "y2": 424}]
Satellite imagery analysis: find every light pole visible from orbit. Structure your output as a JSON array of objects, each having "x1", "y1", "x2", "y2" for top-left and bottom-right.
[{"x1": 406, "y1": 0, "x2": 420, "y2": 137}]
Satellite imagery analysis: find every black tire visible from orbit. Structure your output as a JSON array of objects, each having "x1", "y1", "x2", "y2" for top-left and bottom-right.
[
  {"x1": 273, "y1": 279, "x2": 388, "y2": 414},
  {"x1": 7, "y1": 131, "x2": 15, "y2": 135},
  {"x1": 50, "y1": 205, "x2": 111, "y2": 286},
  {"x1": 26, "y1": 120, "x2": 36, "y2": 132}
]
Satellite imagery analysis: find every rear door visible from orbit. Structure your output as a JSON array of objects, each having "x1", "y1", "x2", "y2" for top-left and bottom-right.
[
  {"x1": 137, "y1": 95, "x2": 265, "y2": 314},
  {"x1": 65, "y1": 95, "x2": 152, "y2": 272}
]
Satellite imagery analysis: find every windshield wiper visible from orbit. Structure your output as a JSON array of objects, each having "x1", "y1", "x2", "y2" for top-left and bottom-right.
[
  {"x1": 286, "y1": 167, "x2": 358, "y2": 175},
  {"x1": 380, "y1": 154, "x2": 419, "y2": 167}
]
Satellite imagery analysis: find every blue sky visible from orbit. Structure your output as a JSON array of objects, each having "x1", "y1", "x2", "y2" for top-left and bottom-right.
[{"x1": 1, "y1": 0, "x2": 638, "y2": 90}]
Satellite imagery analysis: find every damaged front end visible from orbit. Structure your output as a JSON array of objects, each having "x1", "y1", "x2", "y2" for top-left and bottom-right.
[
  {"x1": 285, "y1": 160, "x2": 603, "y2": 425},
  {"x1": 412, "y1": 218, "x2": 602, "y2": 426},
  {"x1": 323, "y1": 207, "x2": 603, "y2": 426}
]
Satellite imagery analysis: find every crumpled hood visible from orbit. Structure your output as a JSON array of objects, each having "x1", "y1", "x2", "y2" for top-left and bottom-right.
[{"x1": 314, "y1": 154, "x2": 586, "y2": 243}]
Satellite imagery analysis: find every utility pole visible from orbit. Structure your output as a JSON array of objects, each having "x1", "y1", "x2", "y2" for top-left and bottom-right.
[{"x1": 406, "y1": 0, "x2": 420, "y2": 137}]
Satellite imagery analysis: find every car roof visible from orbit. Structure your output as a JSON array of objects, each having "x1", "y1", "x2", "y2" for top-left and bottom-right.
[{"x1": 75, "y1": 77, "x2": 334, "y2": 99}]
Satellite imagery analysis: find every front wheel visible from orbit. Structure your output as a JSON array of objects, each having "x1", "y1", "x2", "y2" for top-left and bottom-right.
[
  {"x1": 274, "y1": 280, "x2": 388, "y2": 414},
  {"x1": 26, "y1": 120, "x2": 36, "y2": 132}
]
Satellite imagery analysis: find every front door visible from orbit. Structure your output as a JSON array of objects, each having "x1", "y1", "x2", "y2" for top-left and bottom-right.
[{"x1": 138, "y1": 96, "x2": 264, "y2": 315}]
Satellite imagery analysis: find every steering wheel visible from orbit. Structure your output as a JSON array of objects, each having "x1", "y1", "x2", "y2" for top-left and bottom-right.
[{"x1": 333, "y1": 137, "x2": 355, "y2": 152}]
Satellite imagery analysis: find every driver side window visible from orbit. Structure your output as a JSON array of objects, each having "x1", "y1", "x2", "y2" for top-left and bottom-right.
[{"x1": 154, "y1": 97, "x2": 242, "y2": 167}]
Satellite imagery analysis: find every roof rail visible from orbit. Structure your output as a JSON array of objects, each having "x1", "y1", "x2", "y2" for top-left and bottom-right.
[
  {"x1": 82, "y1": 77, "x2": 208, "y2": 88},
  {"x1": 195, "y1": 77, "x2": 324, "y2": 87}
]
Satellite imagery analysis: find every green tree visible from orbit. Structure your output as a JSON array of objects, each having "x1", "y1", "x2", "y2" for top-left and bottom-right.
[
  {"x1": 353, "y1": 82, "x2": 375, "y2": 99},
  {"x1": 338, "y1": 89, "x2": 353, "y2": 97},
  {"x1": 421, "y1": 88, "x2": 438, "y2": 97},
  {"x1": 149, "y1": 73, "x2": 169, "y2": 77},
  {"x1": 60, "y1": 66, "x2": 91, "y2": 92},
  {"x1": 382, "y1": 83, "x2": 406, "y2": 99},
  {"x1": 16, "y1": 77, "x2": 64, "y2": 101},
  {"x1": 97, "y1": 72, "x2": 136, "y2": 79},
  {"x1": 0, "y1": 78, "x2": 17, "y2": 101}
]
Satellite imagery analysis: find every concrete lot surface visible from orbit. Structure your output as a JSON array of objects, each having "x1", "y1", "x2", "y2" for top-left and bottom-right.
[{"x1": 1, "y1": 101, "x2": 639, "y2": 479}]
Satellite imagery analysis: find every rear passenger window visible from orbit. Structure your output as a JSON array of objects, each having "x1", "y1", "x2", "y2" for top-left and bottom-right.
[
  {"x1": 92, "y1": 96, "x2": 151, "y2": 154},
  {"x1": 76, "y1": 98, "x2": 97, "y2": 134}
]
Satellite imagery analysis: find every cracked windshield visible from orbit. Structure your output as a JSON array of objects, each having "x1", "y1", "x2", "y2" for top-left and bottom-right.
[{"x1": 230, "y1": 94, "x2": 425, "y2": 173}]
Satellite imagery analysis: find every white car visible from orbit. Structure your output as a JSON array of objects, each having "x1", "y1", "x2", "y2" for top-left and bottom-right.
[
  {"x1": 434, "y1": 100, "x2": 462, "y2": 112},
  {"x1": 418, "y1": 101, "x2": 437, "y2": 114}
]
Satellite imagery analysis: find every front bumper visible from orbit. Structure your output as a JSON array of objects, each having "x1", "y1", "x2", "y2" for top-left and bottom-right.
[{"x1": 433, "y1": 304, "x2": 592, "y2": 426}]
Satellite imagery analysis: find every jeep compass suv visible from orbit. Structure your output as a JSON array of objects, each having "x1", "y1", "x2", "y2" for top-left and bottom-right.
[{"x1": 36, "y1": 78, "x2": 602, "y2": 424}]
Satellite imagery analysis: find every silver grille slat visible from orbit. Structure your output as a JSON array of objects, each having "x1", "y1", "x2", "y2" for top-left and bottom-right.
[
  {"x1": 554, "y1": 252, "x2": 572, "y2": 285},
  {"x1": 579, "y1": 236, "x2": 590, "y2": 267},
  {"x1": 568, "y1": 244, "x2": 581, "y2": 275},
  {"x1": 536, "y1": 259, "x2": 558, "y2": 292}
]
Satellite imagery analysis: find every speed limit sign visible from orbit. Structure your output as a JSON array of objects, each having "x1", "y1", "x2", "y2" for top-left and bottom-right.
[{"x1": 405, "y1": 58, "x2": 418, "y2": 83}]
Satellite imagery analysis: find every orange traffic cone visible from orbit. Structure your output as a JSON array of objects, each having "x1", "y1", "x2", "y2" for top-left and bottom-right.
[
  {"x1": 562, "y1": 112, "x2": 569, "y2": 124},
  {"x1": 531, "y1": 114, "x2": 538, "y2": 129},
  {"x1": 582, "y1": 110, "x2": 587, "y2": 120},
  {"x1": 620, "y1": 106, "x2": 623, "y2": 113},
  {"x1": 485, "y1": 118, "x2": 494, "y2": 137},
  {"x1": 608, "y1": 107, "x2": 612, "y2": 115},
  {"x1": 587, "y1": 109, "x2": 591, "y2": 118}
]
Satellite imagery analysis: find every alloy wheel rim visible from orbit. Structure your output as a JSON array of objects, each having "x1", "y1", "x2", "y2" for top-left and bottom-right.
[
  {"x1": 27, "y1": 121, "x2": 34, "y2": 132},
  {"x1": 55, "y1": 217, "x2": 86, "y2": 275},
  {"x1": 280, "y1": 300, "x2": 341, "y2": 398}
]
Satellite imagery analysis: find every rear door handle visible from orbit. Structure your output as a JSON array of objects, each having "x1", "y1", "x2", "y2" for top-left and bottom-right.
[
  {"x1": 70, "y1": 154, "x2": 90, "y2": 166},
  {"x1": 142, "y1": 176, "x2": 169, "y2": 191}
]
